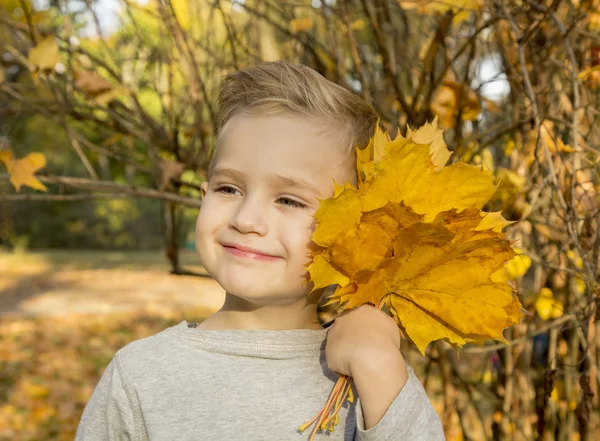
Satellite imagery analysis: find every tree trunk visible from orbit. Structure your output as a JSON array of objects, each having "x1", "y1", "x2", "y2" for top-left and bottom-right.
[{"x1": 164, "y1": 201, "x2": 180, "y2": 274}]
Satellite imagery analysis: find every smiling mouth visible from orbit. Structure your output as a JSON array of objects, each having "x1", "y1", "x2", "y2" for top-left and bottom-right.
[{"x1": 221, "y1": 245, "x2": 280, "y2": 261}]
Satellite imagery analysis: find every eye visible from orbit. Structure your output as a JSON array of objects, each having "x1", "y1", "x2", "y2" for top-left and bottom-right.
[
  {"x1": 215, "y1": 185, "x2": 240, "y2": 195},
  {"x1": 278, "y1": 197, "x2": 306, "y2": 209}
]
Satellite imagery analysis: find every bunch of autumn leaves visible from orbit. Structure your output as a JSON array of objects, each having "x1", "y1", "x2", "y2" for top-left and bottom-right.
[{"x1": 308, "y1": 120, "x2": 524, "y2": 355}]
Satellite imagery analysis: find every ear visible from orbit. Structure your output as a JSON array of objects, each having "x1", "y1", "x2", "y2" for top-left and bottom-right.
[{"x1": 200, "y1": 181, "x2": 208, "y2": 200}]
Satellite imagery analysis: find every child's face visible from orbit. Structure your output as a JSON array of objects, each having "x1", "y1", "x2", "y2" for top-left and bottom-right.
[{"x1": 196, "y1": 113, "x2": 353, "y2": 307}]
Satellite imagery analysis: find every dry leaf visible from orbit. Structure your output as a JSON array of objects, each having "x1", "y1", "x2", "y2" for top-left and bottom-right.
[
  {"x1": 430, "y1": 85, "x2": 457, "y2": 129},
  {"x1": 431, "y1": 80, "x2": 482, "y2": 129},
  {"x1": 308, "y1": 121, "x2": 523, "y2": 354},
  {"x1": 28, "y1": 36, "x2": 61, "y2": 72},
  {"x1": 74, "y1": 70, "x2": 114, "y2": 97},
  {"x1": 0, "y1": 151, "x2": 48, "y2": 192},
  {"x1": 159, "y1": 158, "x2": 185, "y2": 190}
]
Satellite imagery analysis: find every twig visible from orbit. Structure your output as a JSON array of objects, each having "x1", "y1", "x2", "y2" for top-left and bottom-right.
[
  {"x1": 438, "y1": 342, "x2": 466, "y2": 438},
  {"x1": 500, "y1": 330, "x2": 515, "y2": 438},
  {"x1": 446, "y1": 353, "x2": 492, "y2": 441},
  {"x1": 0, "y1": 174, "x2": 203, "y2": 208},
  {"x1": 236, "y1": 1, "x2": 334, "y2": 77},
  {"x1": 497, "y1": 0, "x2": 596, "y2": 288},
  {"x1": 17, "y1": 0, "x2": 36, "y2": 44},
  {"x1": 340, "y1": 0, "x2": 372, "y2": 105},
  {"x1": 419, "y1": 17, "x2": 499, "y2": 118},
  {"x1": 0, "y1": 193, "x2": 126, "y2": 202},
  {"x1": 359, "y1": 0, "x2": 415, "y2": 122},
  {"x1": 544, "y1": 327, "x2": 559, "y2": 439}
]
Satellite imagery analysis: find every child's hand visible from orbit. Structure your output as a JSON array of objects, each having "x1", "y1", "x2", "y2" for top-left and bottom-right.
[
  {"x1": 325, "y1": 304, "x2": 409, "y2": 429},
  {"x1": 324, "y1": 304, "x2": 403, "y2": 378}
]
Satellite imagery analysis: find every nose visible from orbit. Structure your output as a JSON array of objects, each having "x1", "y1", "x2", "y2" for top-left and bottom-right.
[{"x1": 229, "y1": 196, "x2": 269, "y2": 236}]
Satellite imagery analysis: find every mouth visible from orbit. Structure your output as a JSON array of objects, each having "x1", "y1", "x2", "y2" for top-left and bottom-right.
[{"x1": 221, "y1": 243, "x2": 280, "y2": 261}]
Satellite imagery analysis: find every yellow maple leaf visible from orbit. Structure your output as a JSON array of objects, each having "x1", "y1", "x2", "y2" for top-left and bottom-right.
[
  {"x1": 0, "y1": 151, "x2": 48, "y2": 192},
  {"x1": 308, "y1": 122, "x2": 523, "y2": 355},
  {"x1": 28, "y1": 36, "x2": 61, "y2": 72},
  {"x1": 357, "y1": 120, "x2": 497, "y2": 221},
  {"x1": 406, "y1": 116, "x2": 451, "y2": 169}
]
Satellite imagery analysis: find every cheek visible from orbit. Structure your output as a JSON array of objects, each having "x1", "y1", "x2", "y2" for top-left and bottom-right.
[
  {"x1": 285, "y1": 216, "x2": 317, "y2": 262},
  {"x1": 194, "y1": 212, "x2": 208, "y2": 255},
  {"x1": 195, "y1": 198, "x2": 221, "y2": 244}
]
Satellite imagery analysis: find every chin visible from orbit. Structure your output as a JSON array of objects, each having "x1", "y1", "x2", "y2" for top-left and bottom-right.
[{"x1": 220, "y1": 280, "x2": 311, "y2": 306}]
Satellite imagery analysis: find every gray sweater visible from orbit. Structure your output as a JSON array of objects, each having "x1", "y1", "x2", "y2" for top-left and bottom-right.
[{"x1": 75, "y1": 321, "x2": 444, "y2": 440}]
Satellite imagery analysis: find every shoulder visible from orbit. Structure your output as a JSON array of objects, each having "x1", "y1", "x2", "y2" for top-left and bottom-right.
[{"x1": 113, "y1": 321, "x2": 189, "y2": 374}]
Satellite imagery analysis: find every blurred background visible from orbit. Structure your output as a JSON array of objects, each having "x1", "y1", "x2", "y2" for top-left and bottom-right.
[{"x1": 0, "y1": 0, "x2": 599, "y2": 439}]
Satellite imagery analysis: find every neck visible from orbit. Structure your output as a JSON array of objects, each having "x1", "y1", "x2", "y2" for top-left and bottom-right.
[{"x1": 198, "y1": 291, "x2": 324, "y2": 331}]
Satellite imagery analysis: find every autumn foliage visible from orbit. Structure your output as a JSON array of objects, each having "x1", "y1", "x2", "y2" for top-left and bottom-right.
[
  {"x1": 301, "y1": 121, "x2": 526, "y2": 438},
  {"x1": 309, "y1": 121, "x2": 524, "y2": 355},
  {"x1": 0, "y1": 151, "x2": 47, "y2": 192},
  {"x1": 1, "y1": 0, "x2": 600, "y2": 440},
  {"x1": 0, "y1": 308, "x2": 207, "y2": 440}
]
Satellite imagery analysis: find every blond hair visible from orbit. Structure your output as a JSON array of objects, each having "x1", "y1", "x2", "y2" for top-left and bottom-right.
[{"x1": 211, "y1": 61, "x2": 378, "y2": 175}]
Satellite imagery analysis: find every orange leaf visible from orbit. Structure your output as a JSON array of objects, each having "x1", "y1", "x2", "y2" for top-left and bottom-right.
[
  {"x1": 309, "y1": 123, "x2": 523, "y2": 354},
  {"x1": 0, "y1": 151, "x2": 48, "y2": 192}
]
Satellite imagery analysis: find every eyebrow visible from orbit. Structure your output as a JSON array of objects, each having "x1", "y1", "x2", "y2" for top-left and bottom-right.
[{"x1": 211, "y1": 167, "x2": 321, "y2": 196}]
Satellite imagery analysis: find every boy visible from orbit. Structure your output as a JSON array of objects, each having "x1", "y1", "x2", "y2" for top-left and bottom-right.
[{"x1": 75, "y1": 61, "x2": 444, "y2": 440}]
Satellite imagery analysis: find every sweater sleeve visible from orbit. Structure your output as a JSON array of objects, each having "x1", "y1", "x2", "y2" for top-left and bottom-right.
[
  {"x1": 354, "y1": 361, "x2": 445, "y2": 441},
  {"x1": 75, "y1": 352, "x2": 143, "y2": 441}
]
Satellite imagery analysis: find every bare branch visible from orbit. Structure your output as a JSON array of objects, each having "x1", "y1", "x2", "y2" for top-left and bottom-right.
[{"x1": 0, "y1": 174, "x2": 202, "y2": 208}]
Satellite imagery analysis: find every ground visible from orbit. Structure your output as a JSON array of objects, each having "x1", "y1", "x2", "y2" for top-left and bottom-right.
[
  {"x1": 0, "y1": 250, "x2": 225, "y2": 440},
  {"x1": 0, "y1": 250, "x2": 225, "y2": 317}
]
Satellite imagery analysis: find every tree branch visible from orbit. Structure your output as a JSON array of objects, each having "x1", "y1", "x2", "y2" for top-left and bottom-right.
[{"x1": 0, "y1": 174, "x2": 202, "y2": 208}]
